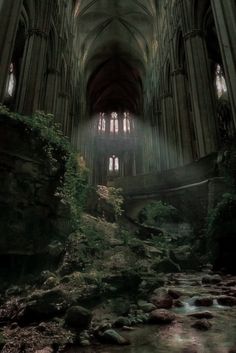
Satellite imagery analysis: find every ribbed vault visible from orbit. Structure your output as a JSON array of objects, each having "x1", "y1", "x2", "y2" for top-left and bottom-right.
[{"x1": 75, "y1": 0, "x2": 157, "y2": 113}]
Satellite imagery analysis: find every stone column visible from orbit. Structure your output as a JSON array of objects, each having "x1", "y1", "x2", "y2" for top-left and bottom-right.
[
  {"x1": 159, "y1": 95, "x2": 169, "y2": 170},
  {"x1": 0, "y1": 0, "x2": 23, "y2": 102},
  {"x1": 172, "y1": 68, "x2": 193, "y2": 164},
  {"x1": 165, "y1": 94, "x2": 179, "y2": 169},
  {"x1": 44, "y1": 68, "x2": 59, "y2": 115},
  {"x1": 211, "y1": 0, "x2": 236, "y2": 128},
  {"x1": 184, "y1": 30, "x2": 218, "y2": 157},
  {"x1": 17, "y1": 28, "x2": 49, "y2": 115}
]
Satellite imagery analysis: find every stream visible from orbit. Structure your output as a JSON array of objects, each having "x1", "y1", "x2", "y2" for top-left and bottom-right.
[{"x1": 65, "y1": 272, "x2": 236, "y2": 353}]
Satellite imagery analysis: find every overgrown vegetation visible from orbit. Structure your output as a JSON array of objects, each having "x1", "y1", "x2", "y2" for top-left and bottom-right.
[
  {"x1": 96, "y1": 185, "x2": 124, "y2": 220},
  {"x1": 0, "y1": 104, "x2": 89, "y2": 229},
  {"x1": 138, "y1": 200, "x2": 179, "y2": 227},
  {"x1": 207, "y1": 192, "x2": 236, "y2": 261}
]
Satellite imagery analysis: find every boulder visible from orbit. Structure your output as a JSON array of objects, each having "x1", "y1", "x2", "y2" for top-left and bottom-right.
[
  {"x1": 202, "y1": 274, "x2": 222, "y2": 284},
  {"x1": 65, "y1": 306, "x2": 92, "y2": 330},
  {"x1": 174, "y1": 299, "x2": 184, "y2": 307},
  {"x1": 101, "y1": 329, "x2": 130, "y2": 345},
  {"x1": 169, "y1": 246, "x2": 201, "y2": 270},
  {"x1": 18, "y1": 289, "x2": 70, "y2": 325},
  {"x1": 42, "y1": 277, "x2": 59, "y2": 290},
  {"x1": 194, "y1": 297, "x2": 213, "y2": 307},
  {"x1": 168, "y1": 289, "x2": 182, "y2": 299},
  {"x1": 191, "y1": 319, "x2": 212, "y2": 331},
  {"x1": 114, "y1": 317, "x2": 131, "y2": 328},
  {"x1": 217, "y1": 296, "x2": 236, "y2": 306},
  {"x1": 138, "y1": 302, "x2": 156, "y2": 313},
  {"x1": 148, "y1": 309, "x2": 175, "y2": 324},
  {"x1": 188, "y1": 311, "x2": 214, "y2": 319},
  {"x1": 150, "y1": 288, "x2": 173, "y2": 309}
]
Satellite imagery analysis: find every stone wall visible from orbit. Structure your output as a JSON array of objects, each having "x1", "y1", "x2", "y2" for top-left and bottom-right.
[
  {"x1": 0, "y1": 115, "x2": 71, "y2": 258},
  {"x1": 115, "y1": 155, "x2": 229, "y2": 232}
]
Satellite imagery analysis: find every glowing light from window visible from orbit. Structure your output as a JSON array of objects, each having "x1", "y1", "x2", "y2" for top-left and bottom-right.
[
  {"x1": 6, "y1": 63, "x2": 16, "y2": 98},
  {"x1": 98, "y1": 113, "x2": 106, "y2": 132},
  {"x1": 109, "y1": 155, "x2": 119, "y2": 172},
  {"x1": 215, "y1": 64, "x2": 227, "y2": 99},
  {"x1": 123, "y1": 112, "x2": 131, "y2": 133},
  {"x1": 110, "y1": 112, "x2": 118, "y2": 133}
]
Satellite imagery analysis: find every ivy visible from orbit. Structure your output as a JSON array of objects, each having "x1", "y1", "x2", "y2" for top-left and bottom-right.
[
  {"x1": 138, "y1": 200, "x2": 179, "y2": 226},
  {"x1": 0, "y1": 104, "x2": 89, "y2": 229}
]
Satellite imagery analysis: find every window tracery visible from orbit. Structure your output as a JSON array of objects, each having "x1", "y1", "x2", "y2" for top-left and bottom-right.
[
  {"x1": 109, "y1": 155, "x2": 119, "y2": 172},
  {"x1": 98, "y1": 112, "x2": 106, "y2": 132},
  {"x1": 110, "y1": 112, "x2": 119, "y2": 133}
]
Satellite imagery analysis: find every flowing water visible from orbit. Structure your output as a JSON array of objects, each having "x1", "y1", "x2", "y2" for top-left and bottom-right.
[{"x1": 65, "y1": 273, "x2": 236, "y2": 353}]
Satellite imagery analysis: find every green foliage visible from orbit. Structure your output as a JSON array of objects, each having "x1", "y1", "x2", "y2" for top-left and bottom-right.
[
  {"x1": 97, "y1": 185, "x2": 124, "y2": 220},
  {"x1": 207, "y1": 193, "x2": 236, "y2": 238},
  {"x1": 0, "y1": 104, "x2": 90, "y2": 229},
  {"x1": 138, "y1": 200, "x2": 179, "y2": 226},
  {"x1": 0, "y1": 104, "x2": 70, "y2": 150},
  {"x1": 120, "y1": 229, "x2": 133, "y2": 245},
  {"x1": 150, "y1": 232, "x2": 173, "y2": 252},
  {"x1": 108, "y1": 187, "x2": 124, "y2": 219},
  {"x1": 80, "y1": 222, "x2": 108, "y2": 255},
  {"x1": 57, "y1": 153, "x2": 90, "y2": 229},
  {"x1": 206, "y1": 192, "x2": 236, "y2": 259}
]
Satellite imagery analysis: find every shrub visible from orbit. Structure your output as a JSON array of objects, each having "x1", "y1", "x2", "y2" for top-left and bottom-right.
[
  {"x1": 138, "y1": 200, "x2": 179, "y2": 226},
  {"x1": 206, "y1": 193, "x2": 236, "y2": 261}
]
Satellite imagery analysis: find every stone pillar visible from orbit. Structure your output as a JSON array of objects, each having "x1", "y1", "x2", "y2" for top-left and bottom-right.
[
  {"x1": 184, "y1": 30, "x2": 218, "y2": 157},
  {"x1": 165, "y1": 94, "x2": 179, "y2": 169},
  {"x1": 0, "y1": 0, "x2": 23, "y2": 102},
  {"x1": 172, "y1": 69, "x2": 193, "y2": 164},
  {"x1": 44, "y1": 68, "x2": 59, "y2": 115},
  {"x1": 159, "y1": 95, "x2": 169, "y2": 170},
  {"x1": 211, "y1": 0, "x2": 236, "y2": 128},
  {"x1": 62, "y1": 94, "x2": 70, "y2": 134},
  {"x1": 17, "y1": 28, "x2": 49, "y2": 114}
]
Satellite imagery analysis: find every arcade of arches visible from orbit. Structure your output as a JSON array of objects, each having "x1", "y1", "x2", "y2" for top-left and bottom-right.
[
  {"x1": 1, "y1": 0, "x2": 235, "y2": 185},
  {"x1": 0, "y1": 1, "x2": 236, "y2": 352}
]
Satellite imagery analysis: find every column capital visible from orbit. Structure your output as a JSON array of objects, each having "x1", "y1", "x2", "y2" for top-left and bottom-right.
[{"x1": 184, "y1": 29, "x2": 204, "y2": 40}]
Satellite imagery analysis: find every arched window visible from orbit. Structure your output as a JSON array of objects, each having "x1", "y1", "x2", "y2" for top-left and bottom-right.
[
  {"x1": 215, "y1": 64, "x2": 227, "y2": 99},
  {"x1": 123, "y1": 112, "x2": 131, "y2": 133},
  {"x1": 110, "y1": 112, "x2": 119, "y2": 133},
  {"x1": 109, "y1": 155, "x2": 119, "y2": 172},
  {"x1": 5, "y1": 63, "x2": 16, "y2": 99},
  {"x1": 98, "y1": 112, "x2": 106, "y2": 132}
]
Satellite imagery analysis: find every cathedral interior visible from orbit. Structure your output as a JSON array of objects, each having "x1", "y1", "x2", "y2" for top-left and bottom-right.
[{"x1": 0, "y1": 1, "x2": 236, "y2": 352}]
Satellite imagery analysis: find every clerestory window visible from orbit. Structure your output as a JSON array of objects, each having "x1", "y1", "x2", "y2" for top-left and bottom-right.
[
  {"x1": 215, "y1": 64, "x2": 227, "y2": 99},
  {"x1": 5, "y1": 63, "x2": 16, "y2": 99},
  {"x1": 123, "y1": 112, "x2": 131, "y2": 133},
  {"x1": 110, "y1": 112, "x2": 119, "y2": 133},
  {"x1": 98, "y1": 112, "x2": 106, "y2": 132}
]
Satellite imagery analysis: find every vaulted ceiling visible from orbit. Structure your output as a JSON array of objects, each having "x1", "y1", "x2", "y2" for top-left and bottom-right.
[{"x1": 75, "y1": 0, "x2": 158, "y2": 113}]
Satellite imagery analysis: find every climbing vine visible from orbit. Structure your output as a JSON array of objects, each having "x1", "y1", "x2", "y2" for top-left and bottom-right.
[{"x1": 0, "y1": 104, "x2": 89, "y2": 229}]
